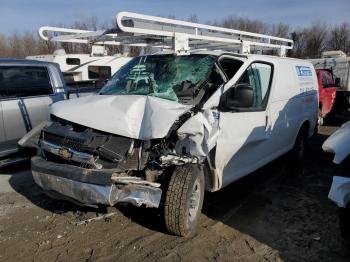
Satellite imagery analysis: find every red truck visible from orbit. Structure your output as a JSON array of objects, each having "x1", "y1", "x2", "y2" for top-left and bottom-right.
[{"x1": 316, "y1": 69, "x2": 337, "y2": 125}]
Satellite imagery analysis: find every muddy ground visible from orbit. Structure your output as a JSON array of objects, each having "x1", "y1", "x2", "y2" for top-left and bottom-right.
[{"x1": 0, "y1": 126, "x2": 349, "y2": 262}]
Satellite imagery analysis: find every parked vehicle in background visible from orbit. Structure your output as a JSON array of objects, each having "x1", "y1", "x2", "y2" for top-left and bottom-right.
[
  {"x1": 28, "y1": 27, "x2": 132, "y2": 89},
  {"x1": 316, "y1": 69, "x2": 337, "y2": 125},
  {"x1": 23, "y1": 12, "x2": 318, "y2": 237},
  {"x1": 0, "y1": 59, "x2": 67, "y2": 166},
  {"x1": 310, "y1": 51, "x2": 350, "y2": 118},
  {"x1": 0, "y1": 59, "x2": 98, "y2": 167},
  {"x1": 323, "y1": 121, "x2": 350, "y2": 239}
]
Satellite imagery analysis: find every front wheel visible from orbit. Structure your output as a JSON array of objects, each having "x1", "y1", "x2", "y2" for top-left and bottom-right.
[{"x1": 162, "y1": 164, "x2": 204, "y2": 237}]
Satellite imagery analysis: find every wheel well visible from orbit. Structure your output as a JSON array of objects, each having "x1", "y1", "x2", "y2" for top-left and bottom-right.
[
  {"x1": 301, "y1": 121, "x2": 310, "y2": 133},
  {"x1": 292, "y1": 120, "x2": 310, "y2": 146}
]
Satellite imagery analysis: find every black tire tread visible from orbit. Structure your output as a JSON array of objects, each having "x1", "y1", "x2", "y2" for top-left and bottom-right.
[{"x1": 164, "y1": 165, "x2": 197, "y2": 236}]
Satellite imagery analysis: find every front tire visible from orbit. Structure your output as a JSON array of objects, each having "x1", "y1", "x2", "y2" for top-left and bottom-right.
[{"x1": 163, "y1": 164, "x2": 204, "y2": 237}]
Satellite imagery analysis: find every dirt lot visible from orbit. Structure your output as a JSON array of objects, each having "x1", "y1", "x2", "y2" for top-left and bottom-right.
[{"x1": 0, "y1": 126, "x2": 349, "y2": 262}]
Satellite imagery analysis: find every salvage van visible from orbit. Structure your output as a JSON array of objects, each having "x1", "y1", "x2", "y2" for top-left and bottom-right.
[{"x1": 21, "y1": 12, "x2": 318, "y2": 236}]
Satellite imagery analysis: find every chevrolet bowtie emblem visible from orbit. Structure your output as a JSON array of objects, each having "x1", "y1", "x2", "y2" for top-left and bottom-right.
[{"x1": 58, "y1": 148, "x2": 72, "y2": 159}]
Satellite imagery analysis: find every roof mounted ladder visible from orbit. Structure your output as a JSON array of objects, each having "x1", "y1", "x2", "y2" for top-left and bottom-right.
[{"x1": 39, "y1": 11, "x2": 294, "y2": 57}]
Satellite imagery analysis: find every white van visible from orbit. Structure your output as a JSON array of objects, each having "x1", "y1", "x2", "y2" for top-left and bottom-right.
[{"x1": 23, "y1": 12, "x2": 318, "y2": 237}]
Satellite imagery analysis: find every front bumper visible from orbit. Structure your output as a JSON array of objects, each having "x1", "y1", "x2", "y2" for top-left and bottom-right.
[{"x1": 31, "y1": 156, "x2": 162, "y2": 208}]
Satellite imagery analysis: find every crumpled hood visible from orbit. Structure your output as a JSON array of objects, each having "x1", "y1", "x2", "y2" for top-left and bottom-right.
[{"x1": 51, "y1": 95, "x2": 191, "y2": 139}]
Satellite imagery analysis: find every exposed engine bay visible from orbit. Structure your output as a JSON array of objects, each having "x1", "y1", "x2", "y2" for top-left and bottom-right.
[{"x1": 39, "y1": 114, "x2": 198, "y2": 179}]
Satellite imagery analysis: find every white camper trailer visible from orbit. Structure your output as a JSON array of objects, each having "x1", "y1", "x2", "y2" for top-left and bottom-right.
[{"x1": 27, "y1": 28, "x2": 132, "y2": 88}]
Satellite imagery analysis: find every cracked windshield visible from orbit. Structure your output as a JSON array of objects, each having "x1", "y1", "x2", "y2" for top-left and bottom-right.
[{"x1": 100, "y1": 54, "x2": 216, "y2": 103}]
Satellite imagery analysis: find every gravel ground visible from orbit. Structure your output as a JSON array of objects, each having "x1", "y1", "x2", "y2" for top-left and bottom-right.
[{"x1": 0, "y1": 125, "x2": 349, "y2": 262}]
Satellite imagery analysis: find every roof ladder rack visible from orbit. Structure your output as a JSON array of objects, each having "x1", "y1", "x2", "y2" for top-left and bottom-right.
[{"x1": 39, "y1": 11, "x2": 294, "y2": 57}]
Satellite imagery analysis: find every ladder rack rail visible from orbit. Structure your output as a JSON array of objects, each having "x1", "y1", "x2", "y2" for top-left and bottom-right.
[{"x1": 39, "y1": 11, "x2": 294, "y2": 56}]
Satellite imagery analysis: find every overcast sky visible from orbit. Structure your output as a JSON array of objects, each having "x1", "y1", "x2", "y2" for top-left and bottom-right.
[{"x1": 1, "y1": 0, "x2": 349, "y2": 34}]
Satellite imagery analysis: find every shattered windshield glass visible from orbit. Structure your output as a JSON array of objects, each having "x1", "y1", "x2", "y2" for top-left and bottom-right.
[{"x1": 100, "y1": 54, "x2": 216, "y2": 103}]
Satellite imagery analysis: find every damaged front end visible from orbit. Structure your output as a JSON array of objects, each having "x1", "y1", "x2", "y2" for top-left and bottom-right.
[{"x1": 28, "y1": 112, "x2": 209, "y2": 208}]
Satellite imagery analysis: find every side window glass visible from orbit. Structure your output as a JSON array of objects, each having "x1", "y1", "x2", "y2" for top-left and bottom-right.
[
  {"x1": 88, "y1": 66, "x2": 111, "y2": 80},
  {"x1": 66, "y1": 58, "x2": 80, "y2": 65},
  {"x1": 238, "y1": 63, "x2": 272, "y2": 108},
  {"x1": 322, "y1": 74, "x2": 328, "y2": 87},
  {"x1": 323, "y1": 72, "x2": 333, "y2": 88},
  {"x1": 0, "y1": 66, "x2": 53, "y2": 98}
]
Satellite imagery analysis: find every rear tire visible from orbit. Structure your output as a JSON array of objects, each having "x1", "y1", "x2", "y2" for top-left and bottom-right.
[
  {"x1": 290, "y1": 126, "x2": 308, "y2": 162},
  {"x1": 162, "y1": 164, "x2": 204, "y2": 237}
]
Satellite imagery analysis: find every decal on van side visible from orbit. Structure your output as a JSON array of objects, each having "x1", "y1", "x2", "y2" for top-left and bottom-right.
[
  {"x1": 296, "y1": 66, "x2": 312, "y2": 77},
  {"x1": 295, "y1": 65, "x2": 315, "y2": 94}
]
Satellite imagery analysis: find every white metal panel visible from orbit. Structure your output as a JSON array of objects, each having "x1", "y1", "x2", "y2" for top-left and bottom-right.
[
  {"x1": 203, "y1": 56, "x2": 318, "y2": 190},
  {"x1": 328, "y1": 176, "x2": 350, "y2": 208},
  {"x1": 323, "y1": 121, "x2": 350, "y2": 164},
  {"x1": 2, "y1": 96, "x2": 53, "y2": 144},
  {"x1": 50, "y1": 95, "x2": 191, "y2": 140}
]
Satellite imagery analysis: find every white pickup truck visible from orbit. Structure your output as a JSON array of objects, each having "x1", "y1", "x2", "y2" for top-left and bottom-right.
[
  {"x1": 0, "y1": 58, "x2": 99, "y2": 167},
  {"x1": 23, "y1": 12, "x2": 318, "y2": 236}
]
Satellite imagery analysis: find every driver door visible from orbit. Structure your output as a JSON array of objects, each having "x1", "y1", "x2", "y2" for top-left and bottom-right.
[{"x1": 215, "y1": 61, "x2": 275, "y2": 187}]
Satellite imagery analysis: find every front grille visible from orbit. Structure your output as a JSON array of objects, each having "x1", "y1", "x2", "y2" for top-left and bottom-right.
[
  {"x1": 44, "y1": 151, "x2": 95, "y2": 169},
  {"x1": 40, "y1": 120, "x2": 151, "y2": 171},
  {"x1": 43, "y1": 132, "x2": 86, "y2": 152}
]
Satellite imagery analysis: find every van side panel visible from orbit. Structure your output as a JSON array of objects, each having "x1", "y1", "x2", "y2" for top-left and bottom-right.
[
  {"x1": 269, "y1": 61, "x2": 318, "y2": 150},
  {"x1": 217, "y1": 58, "x2": 318, "y2": 189}
]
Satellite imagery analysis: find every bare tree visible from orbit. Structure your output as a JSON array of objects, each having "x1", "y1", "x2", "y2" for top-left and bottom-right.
[
  {"x1": 7, "y1": 33, "x2": 26, "y2": 58},
  {"x1": 290, "y1": 30, "x2": 306, "y2": 58},
  {"x1": 22, "y1": 31, "x2": 38, "y2": 56},
  {"x1": 270, "y1": 23, "x2": 290, "y2": 38},
  {"x1": 187, "y1": 15, "x2": 198, "y2": 23},
  {"x1": 220, "y1": 16, "x2": 268, "y2": 34},
  {"x1": 303, "y1": 22, "x2": 328, "y2": 58},
  {"x1": 328, "y1": 23, "x2": 350, "y2": 54},
  {"x1": 0, "y1": 34, "x2": 9, "y2": 57}
]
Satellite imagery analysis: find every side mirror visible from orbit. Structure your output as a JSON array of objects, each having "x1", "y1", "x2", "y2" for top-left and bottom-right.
[
  {"x1": 335, "y1": 77, "x2": 341, "y2": 87},
  {"x1": 219, "y1": 83, "x2": 254, "y2": 111}
]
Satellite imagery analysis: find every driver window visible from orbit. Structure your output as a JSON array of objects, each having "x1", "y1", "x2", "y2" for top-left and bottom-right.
[{"x1": 238, "y1": 63, "x2": 272, "y2": 108}]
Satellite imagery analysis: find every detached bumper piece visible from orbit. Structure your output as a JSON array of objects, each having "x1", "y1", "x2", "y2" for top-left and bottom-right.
[{"x1": 31, "y1": 156, "x2": 162, "y2": 208}]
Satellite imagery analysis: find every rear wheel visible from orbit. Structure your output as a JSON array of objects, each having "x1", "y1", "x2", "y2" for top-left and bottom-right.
[
  {"x1": 290, "y1": 125, "x2": 308, "y2": 162},
  {"x1": 162, "y1": 164, "x2": 204, "y2": 237}
]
